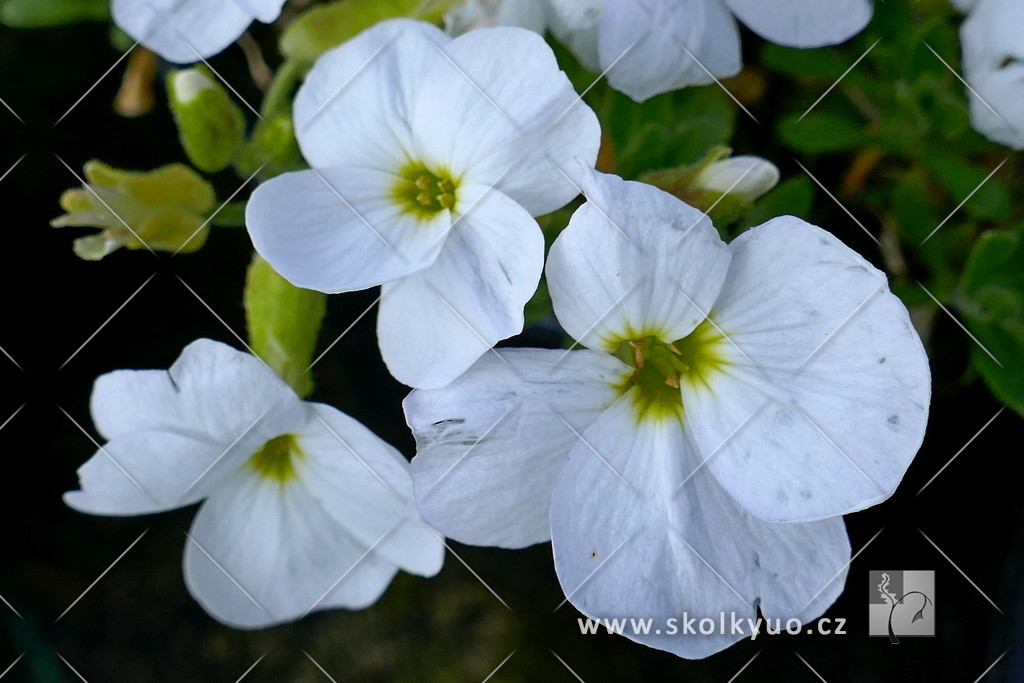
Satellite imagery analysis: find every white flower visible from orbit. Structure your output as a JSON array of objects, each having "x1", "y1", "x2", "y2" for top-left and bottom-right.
[
  {"x1": 445, "y1": 0, "x2": 549, "y2": 34},
  {"x1": 959, "y1": 0, "x2": 1024, "y2": 149},
  {"x1": 405, "y1": 171, "x2": 930, "y2": 658},
  {"x1": 693, "y1": 155, "x2": 780, "y2": 203},
  {"x1": 112, "y1": 0, "x2": 286, "y2": 64},
  {"x1": 451, "y1": 0, "x2": 873, "y2": 101},
  {"x1": 64, "y1": 339, "x2": 444, "y2": 629},
  {"x1": 246, "y1": 19, "x2": 600, "y2": 389}
]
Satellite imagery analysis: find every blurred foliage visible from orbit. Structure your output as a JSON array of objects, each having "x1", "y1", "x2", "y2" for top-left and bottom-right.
[
  {"x1": 960, "y1": 226, "x2": 1024, "y2": 416},
  {"x1": 54, "y1": 0, "x2": 1020, "y2": 416},
  {"x1": 0, "y1": 0, "x2": 107, "y2": 28}
]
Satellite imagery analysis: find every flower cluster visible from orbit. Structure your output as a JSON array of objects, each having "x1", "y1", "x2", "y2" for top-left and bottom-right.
[
  {"x1": 247, "y1": 19, "x2": 599, "y2": 388},
  {"x1": 64, "y1": 2, "x2": 946, "y2": 661},
  {"x1": 404, "y1": 170, "x2": 930, "y2": 657}
]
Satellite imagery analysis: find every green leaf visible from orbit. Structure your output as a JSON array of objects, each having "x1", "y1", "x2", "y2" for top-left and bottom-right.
[
  {"x1": 760, "y1": 44, "x2": 857, "y2": 82},
  {"x1": 911, "y1": 73, "x2": 970, "y2": 139},
  {"x1": 889, "y1": 172, "x2": 969, "y2": 297},
  {"x1": 605, "y1": 86, "x2": 736, "y2": 177},
  {"x1": 734, "y1": 175, "x2": 815, "y2": 234},
  {"x1": 0, "y1": 0, "x2": 107, "y2": 27},
  {"x1": 280, "y1": 0, "x2": 457, "y2": 64},
  {"x1": 958, "y1": 227, "x2": 1024, "y2": 417},
  {"x1": 245, "y1": 255, "x2": 328, "y2": 399},
  {"x1": 890, "y1": 172, "x2": 939, "y2": 245},
  {"x1": 778, "y1": 111, "x2": 867, "y2": 154},
  {"x1": 922, "y1": 151, "x2": 1012, "y2": 221}
]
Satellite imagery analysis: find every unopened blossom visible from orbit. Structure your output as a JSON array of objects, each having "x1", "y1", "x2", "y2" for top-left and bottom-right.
[
  {"x1": 406, "y1": 170, "x2": 930, "y2": 658},
  {"x1": 112, "y1": 0, "x2": 287, "y2": 63},
  {"x1": 449, "y1": 0, "x2": 873, "y2": 101},
  {"x1": 65, "y1": 339, "x2": 444, "y2": 628},
  {"x1": 959, "y1": 0, "x2": 1024, "y2": 149},
  {"x1": 247, "y1": 19, "x2": 600, "y2": 389},
  {"x1": 692, "y1": 155, "x2": 780, "y2": 203}
]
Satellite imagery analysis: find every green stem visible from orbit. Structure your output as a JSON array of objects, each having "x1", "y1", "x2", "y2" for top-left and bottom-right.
[
  {"x1": 207, "y1": 201, "x2": 247, "y2": 227},
  {"x1": 260, "y1": 59, "x2": 307, "y2": 120}
]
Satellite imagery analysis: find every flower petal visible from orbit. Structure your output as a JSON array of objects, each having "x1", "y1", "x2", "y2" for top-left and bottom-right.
[
  {"x1": 293, "y1": 19, "x2": 450, "y2": 170},
  {"x1": 546, "y1": 0, "x2": 604, "y2": 70},
  {"x1": 406, "y1": 348, "x2": 628, "y2": 549},
  {"x1": 246, "y1": 166, "x2": 452, "y2": 293},
  {"x1": 91, "y1": 339, "x2": 304, "y2": 443},
  {"x1": 960, "y1": 0, "x2": 1024, "y2": 150},
  {"x1": 409, "y1": 26, "x2": 601, "y2": 215},
  {"x1": 183, "y1": 471, "x2": 401, "y2": 629},
  {"x1": 724, "y1": 0, "x2": 872, "y2": 48},
  {"x1": 299, "y1": 404, "x2": 445, "y2": 577},
  {"x1": 547, "y1": 0, "x2": 604, "y2": 31},
  {"x1": 232, "y1": 0, "x2": 286, "y2": 23},
  {"x1": 67, "y1": 340, "x2": 308, "y2": 516},
  {"x1": 549, "y1": 395, "x2": 850, "y2": 659},
  {"x1": 682, "y1": 217, "x2": 930, "y2": 522},
  {"x1": 546, "y1": 170, "x2": 731, "y2": 351},
  {"x1": 111, "y1": 0, "x2": 265, "y2": 64},
  {"x1": 376, "y1": 185, "x2": 544, "y2": 388},
  {"x1": 64, "y1": 431, "x2": 224, "y2": 515},
  {"x1": 599, "y1": 0, "x2": 741, "y2": 102}
]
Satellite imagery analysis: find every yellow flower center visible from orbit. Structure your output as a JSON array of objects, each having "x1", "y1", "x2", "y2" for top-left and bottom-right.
[
  {"x1": 392, "y1": 161, "x2": 458, "y2": 218},
  {"x1": 613, "y1": 319, "x2": 729, "y2": 421},
  {"x1": 246, "y1": 433, "x2": 304, "y2": 484}
]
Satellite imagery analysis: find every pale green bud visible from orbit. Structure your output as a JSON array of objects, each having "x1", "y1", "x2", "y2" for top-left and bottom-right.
[
  {"x1": 245, "y1": 255, "x2": 327, "y2": 398},
  {"x1": 51, "y1": 161, "x2": 216, "y2": 260},
  {"x1": 167, "y1": 66, "x2": 246, "y2": 173}
]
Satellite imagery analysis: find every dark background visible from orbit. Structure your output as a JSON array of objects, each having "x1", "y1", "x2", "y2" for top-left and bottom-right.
[{"x1": 1, "y1": 12, "x2": 1021, "y2": 683}]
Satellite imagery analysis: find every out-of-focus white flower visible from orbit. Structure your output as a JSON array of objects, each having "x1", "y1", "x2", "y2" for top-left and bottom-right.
[
  {"x1": 65, "y1": 339, "x2": 444, "y2": 629},
  {"x1": 447, "y1": 0, "x2": 873, "y2": 101},
  {"x1": 445, "y1": 0, "x2": 549, "y2": 34},
  {"x1": 112, "y1": 0, "x2": 287, "y2": 63},
  {"x1": 959, "y1": 0, "x2": 1024, "y2": 149},
  {"x1": 246, "y1": 19, "x2": 600, "y2": 389},
  {"x1": 405, "y1": 170, "x2": 930, "y2": 658},
  {"x1": 693, "y1": 155, "x2": 780, "y2": 203}
]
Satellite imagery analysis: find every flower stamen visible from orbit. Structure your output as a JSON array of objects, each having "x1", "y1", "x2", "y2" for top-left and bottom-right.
[
  {"x1": 246, "y1": 433, "x2": 304, "y2": 484},
  {"x1": 613, "y1": 320, "x2": 729, "y2": 421},
  {"x1": 393, "y1": 162, "x2": 459, "y2": 218}
]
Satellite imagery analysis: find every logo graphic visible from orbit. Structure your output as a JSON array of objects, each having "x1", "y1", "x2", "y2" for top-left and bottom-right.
[{"x1": 868, "y1": 570, "x2": 935, "y2": 642}]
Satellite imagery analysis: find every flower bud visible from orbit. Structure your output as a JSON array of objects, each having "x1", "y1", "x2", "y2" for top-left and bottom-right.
[
  {"x1": 167, "y1": 66, "x2": 245, "y2": 173},
  {"x1": 693, "y1": 155, "x2": 780, "y2": 204},
  {"x1": 51, "y1": 161, "x2": 215, "y2": 260}
]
